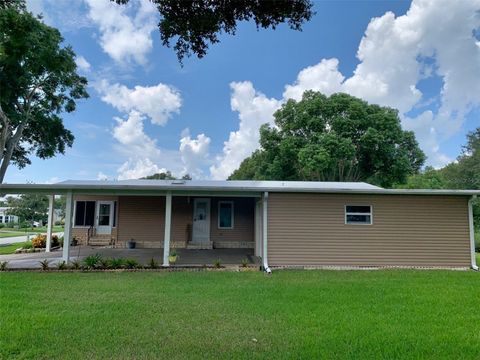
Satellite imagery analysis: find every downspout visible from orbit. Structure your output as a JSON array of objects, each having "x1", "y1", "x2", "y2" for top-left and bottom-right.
[
  {"x1": 262, "y1": 191, "x2": 271, "y2": 273},
  {"x1": 469, "y1": 195, "x2": 478, "y2": 271}
]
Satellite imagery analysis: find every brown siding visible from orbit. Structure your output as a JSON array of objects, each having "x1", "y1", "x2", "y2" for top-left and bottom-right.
[
  {"x1": 117, "y1": 196, "x2": 165, "y2": 248},
  {"x1": 210, "y1": 198, "x2": 255, "y2": 248},
  {"x1": 268, "y1": 193, "x2": 471, "y2": 267}
]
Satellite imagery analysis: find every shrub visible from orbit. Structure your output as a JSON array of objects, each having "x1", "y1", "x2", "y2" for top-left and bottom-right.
[
  {"x1": 70, "y1": 259, "x2": 82, "y2": 270},
  {"x1": 213, "y1": 258, "x2": 222, "y2": 268},
  {"x1": 83, "y1": 254, "x2": 102, "y2": 270},
  {"x1": 39, "y1": 259, "x2": 50, "y2": 271},
  {"x1": 0, "y1": 223, "x2": 5, "y2": 229},
  {"x1": 241, "y1": 258, "x2": 249, "y2": 268},
  {"x1": 22, "y1": 241, "x2": 33, "y2": 249},
  {"x1": 147, "y1": 258, "x2": 158, "y2": 269},
  {"x1": 51, "y1": 235, "x2": 60, "y2": 248},
  {"x1": 124, "y1": 259, "x2": 140, "y2": 269},
  {"x1": 56, "y1": 261, "x2": 67, "y2": 270},
  {"x1": 54, "y1": 220, "x2": 64, "y2": 226},
  {"x1": 31, "y1": 234, "x2": 47, "y2": 248},
  {"x1": 98, "y1": 258, "x2": 110, "y2": 269},
  {"x1": 0, "y1": 261, "x2": 8, "y2": 271},
  {"x1": 109, "y1": 258, "x2": 125, "y2": 269}
]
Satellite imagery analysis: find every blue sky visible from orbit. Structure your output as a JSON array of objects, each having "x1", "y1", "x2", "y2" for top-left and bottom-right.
[{"x1": 9, "y1": 0, "x2": 480, "y2": 183}]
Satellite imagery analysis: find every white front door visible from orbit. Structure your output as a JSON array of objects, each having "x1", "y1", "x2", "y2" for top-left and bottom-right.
[
  {"x1": 96, "y1": 201, "x2": 113, "y2": 235},
  {"x1": 192, "y1": 198, "x2": 210, "y2": 244}
]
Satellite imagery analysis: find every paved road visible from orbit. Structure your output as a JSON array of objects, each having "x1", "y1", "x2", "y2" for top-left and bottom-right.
[{"x1": 0, "y1": 232, "x2": 64, "y2": 245}]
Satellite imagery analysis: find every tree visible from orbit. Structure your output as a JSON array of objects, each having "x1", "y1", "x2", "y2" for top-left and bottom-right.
[
  {"x1": 0, "y1": 4, "x2": 88, "y2": 183},
  {"x1": 141, "y1": 171, "x2": 192, "y2": 180},
  {"x1": 114, "y1": 0, "x2": 314, "y2": 63},
  {"x1": 230, "y1": 92, "x2": 425, "y2": 187},
  {"x1": 6, "y1": 194, "x2": 49, "y2": 224}
]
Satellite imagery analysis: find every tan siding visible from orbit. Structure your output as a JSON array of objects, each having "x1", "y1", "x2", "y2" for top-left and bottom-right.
[
  {"x1": 117, "y1": 196, "x2": 165, "y2": 248},
  {"x1": 268, "y1": 193, "x2": 471, "y2": 267},
  {"x1": 210, "y1": 197, "x2": 255, "y2": 248},
  {"x1": 171, "y1": 197, "x2": 193, "y2": 246}
]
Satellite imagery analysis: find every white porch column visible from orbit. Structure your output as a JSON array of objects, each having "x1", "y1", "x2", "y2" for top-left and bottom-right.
[
  {"x1": 45, "y1": 195, "x2": 54, "y2": 252},
  {"x1": 469, "y1": 196, "x2": 478, "y2": 270},
  {"x1": 62, "y1": 191, "x2": 74, "y2": 262},
  {"x1": 162, "y1": 191, "x2": 172, "y2": 267},
  {"x1": 262, "y1": 191, "x2": 269, "y2": 271}
]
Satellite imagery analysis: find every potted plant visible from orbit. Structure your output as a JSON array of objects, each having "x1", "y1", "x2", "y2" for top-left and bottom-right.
[
  {"x1": 127, "y1": 238, "x2": 136, "y2": 249},
  {"x1": 168, "y1": 250, "x2": 178, "y2": 265}
]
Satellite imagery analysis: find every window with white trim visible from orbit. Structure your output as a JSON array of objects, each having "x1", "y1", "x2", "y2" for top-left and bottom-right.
[
  {"x1": 218, "y1": 201, "x2": 234, "y2": 229},
  {"x1": 74, "y1": 201, "x2": 95, "y2": 227},
  {"x1": 345, "y1": 205, "x2": 372, "y2": 225}
]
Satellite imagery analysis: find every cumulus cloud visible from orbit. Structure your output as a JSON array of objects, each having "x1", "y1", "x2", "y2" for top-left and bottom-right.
[
  {"x1": 117, "y1": 158, "x2": 167, "y2": 180},
  {"x1": 85, "y1": 0, "x2": 157, "y2": 65},
  {"x1": 98, "y1": 80, "x2": 182, "y2": 125},
  {"x1": 179, "y1": 129, "x2": 211, "y2": 178},
  {"x1": 210, "y1": 82, "x2": 281, "y2": 179},
  {"x1": 112, "y1": 110, "x2": 160, "y2": 158},
  {"x1": 75, "y1": 55, "x2": 91, "y2": 72},
  {"x1": 97, "y1": 172, "x2": 108, "y2": 181},
  {"x1": 210, "y1": 0, "x2": 480, "y2": 178}
]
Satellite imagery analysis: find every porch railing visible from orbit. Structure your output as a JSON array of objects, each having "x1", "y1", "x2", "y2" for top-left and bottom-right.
[{"x1": 86, "y1": 225, "x2": 94, "y2": 245}]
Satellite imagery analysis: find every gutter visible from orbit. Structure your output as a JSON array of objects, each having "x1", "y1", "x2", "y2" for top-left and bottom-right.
[
  {"x1": 262, "y1": 191, "x2": 271, "y2": 274},
  {"x1": 469, "y1": 195, "x2": 478, "y2": 271}
]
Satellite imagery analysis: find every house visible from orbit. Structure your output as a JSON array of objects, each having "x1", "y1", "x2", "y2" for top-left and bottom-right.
[
  {"x1": 0, "y1": 180, "x2": 478, "y2": 270},
  {"x1": 0, "y1": 207, "x2": 19, "y2": 225}
]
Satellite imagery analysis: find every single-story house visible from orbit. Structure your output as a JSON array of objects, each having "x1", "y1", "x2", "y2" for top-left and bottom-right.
[
  {"x1": 0, "y1": 207, "x2": 19, "y2": 224},
  {"x1": 0, "y1": 179, "x2": 478, "y2": 270}
]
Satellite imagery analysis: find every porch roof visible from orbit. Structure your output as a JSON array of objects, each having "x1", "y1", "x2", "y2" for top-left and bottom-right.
[{"x1": 0, "y1": 179, "x2": 479, "y2": 196}]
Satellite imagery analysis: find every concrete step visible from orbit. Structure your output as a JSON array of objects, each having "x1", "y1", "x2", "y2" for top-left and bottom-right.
[
  {"x1": 88, "y1": 236, "x2": 112, "y2": 246},
  {"x1": 186, "y1": 242, "x2": 213, "y2": 250}
]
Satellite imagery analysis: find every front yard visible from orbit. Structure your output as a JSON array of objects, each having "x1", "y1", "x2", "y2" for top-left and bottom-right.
[{"x1": 1, "y1": 270, "x2": 480, "y2": 359}]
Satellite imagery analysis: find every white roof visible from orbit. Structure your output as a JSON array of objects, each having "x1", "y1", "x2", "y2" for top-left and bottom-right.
[{"x1": 0, "y1": 179, "x2": 478, "y2": 196}]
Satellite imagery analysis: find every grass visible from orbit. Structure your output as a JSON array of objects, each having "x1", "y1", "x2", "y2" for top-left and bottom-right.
[
  {"x1": 0, "y1": 242, "x2": 29, "y2": 254},
  {"x1": 1, "y1": 270, "x2": 480, "y2": 359},
  {"x1": 0, "y1": 225, "x2": 64, "y2": 234},
  {"x1": 0, "y1": 231, "x2": 28, "y2": 238}
]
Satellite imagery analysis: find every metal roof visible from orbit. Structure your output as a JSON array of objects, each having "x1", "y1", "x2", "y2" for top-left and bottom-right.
[{"x1": 0, "y1": 179, "x2": 478, "y2": 196}]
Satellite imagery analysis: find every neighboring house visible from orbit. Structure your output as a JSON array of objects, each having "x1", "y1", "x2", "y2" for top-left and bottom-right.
[
  {"x1": 0, "y1": 207, "x2": 19, "y2": 224},
  {"x1": 0, "y1": 180, "x2": 478, "y2": 270}
]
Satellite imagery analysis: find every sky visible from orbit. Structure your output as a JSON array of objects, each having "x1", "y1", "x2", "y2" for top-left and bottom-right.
[{"x1": 8, "y1": 0, "x2": 480, "y2": 183}]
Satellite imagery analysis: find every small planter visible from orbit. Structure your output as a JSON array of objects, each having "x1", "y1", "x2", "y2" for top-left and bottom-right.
[
  {"x1": 127, "y1": 240, "x2": 136, "y2": 249},
  {"x1": 71, "y1": 239, "x2": 78, "y2": 246},
  {"x1": 168, "y1": 255, "x2": 177, "y2": 265}
]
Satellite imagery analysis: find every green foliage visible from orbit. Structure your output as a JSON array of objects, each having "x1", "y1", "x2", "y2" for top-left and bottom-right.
[
  {"x1": 0, "y1": 261, "x2": 8, "y2": 271},
  {"x1": 69, "y1": 259, "x2": 81, "y2": 270},
  {"x1": 108, "y1": 258, "x2": 125, "y2": 269},
  {"x1": 83, "y1": 254, "x2": 102, "y2": 270},
  {"x1": 241, "y1": 258, "x2": 249, "y2": 268},
  {"x1": 141, "y1": 171, "x2": 191, "y2": 180},
  {"x1": 213, "y1": 258, "x2": 222, "y2": 268},
  {"x1": 230, "y1": 92, "x2": 425, "y2": 187},
  {"x1": 21, "y1": 241, "x2": 32, "y2": 249},
  {"x1": 147, "y1": 258, "x2": 158, "y2": 269},
  {"x1": 39, "y1": 259, "x2": 50, "y2": 271},
  {"x1": 56, "y1": 261, "x2": 67, "y2": 270},
  {"x1": 6, "y1": 194, "x2": 48, "y2": 223},
  {"x1": 114, "y1": 0, "x2": 313, "y2": 64},
  {"x1": 124, "y1": 259, "x2": 140, "y2": 269},
  {"x1": 98, "y1": 258, "x2": 110, "y2": 270},
  {"x1": 0, "y1": 5, "x2": 88, "y2": 182}
]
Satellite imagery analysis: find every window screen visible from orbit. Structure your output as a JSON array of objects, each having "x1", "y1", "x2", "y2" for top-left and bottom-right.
[
  {"x1": 74, "y1": 201, "x2": 95, "y2": 226},
  {"x1": 345, "y1": 205, "x2": 372, "y2": 225},
  {"x1": 218, "y1": 201, "x2": 234, "y2": 229}
]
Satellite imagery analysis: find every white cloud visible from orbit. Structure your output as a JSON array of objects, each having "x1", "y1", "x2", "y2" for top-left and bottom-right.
[
  {"x1": 75, "y1": 55, "x2": 91, "y2": 72},
  {"x1": 97, "y1": 172, "x2": 108, "y2": 181},
  {"x1": 98, "y1": 80, "x2": 182, "y2": 125},
  {"x1": 112, "y1": 110, "x2": 160, "y2": 158},
  {"x1": 210, "y1": 0, "x2": 480, "y2": 178},
  {"x1": 117, "y1": 158, "x2": 166, "y2": 180},
  {"x1": 85, "y1": 0, "x2": 157, "y2": 65},
  {"x1": 179, "y1": 129, "x2": 211, "y2": 178},
  {"x1": 210, "y1": 82, "x2": 281, "y2": 179}
]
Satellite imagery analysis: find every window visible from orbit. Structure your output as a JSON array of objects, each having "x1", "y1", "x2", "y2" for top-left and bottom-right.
[
  {"x1": 218, "y1": 201, "x2": 234, "y2": 229},
  {"x1": 345, "y1": 205, "x2": 372, "y2": 225},
  {"x1": 0, "y1": 216, "x2": 4, "y2": 223},
  {"x1": 74, "y1": 201, "x2": 95, "y2": 227}
]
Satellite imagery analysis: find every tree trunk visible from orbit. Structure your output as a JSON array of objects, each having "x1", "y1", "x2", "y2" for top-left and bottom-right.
[{"x1": 0, "y1": 122, "x2": 25, "y2": 183}]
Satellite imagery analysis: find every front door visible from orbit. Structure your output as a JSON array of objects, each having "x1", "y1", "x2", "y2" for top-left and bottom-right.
[
  {"x1": 192, "y1": 198, "x2": 210, "y2": 244},
  {"x1": 96, "y1": 201, "x2": 113, "y2": 235}
]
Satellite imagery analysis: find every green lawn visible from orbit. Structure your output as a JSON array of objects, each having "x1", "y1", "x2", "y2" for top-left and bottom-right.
[
  {"x1": 0, "y1": 225, "x2": 64, "y2": 234},
  {"x1": 0, "y1": 242, "x2": 29, "y2": 254},
  {"x1": 0, "y1": 231, "x2": 27, "y2": 238},
  {"x1": 1, "y1": 270, "x2": 480, "y2": 359}
]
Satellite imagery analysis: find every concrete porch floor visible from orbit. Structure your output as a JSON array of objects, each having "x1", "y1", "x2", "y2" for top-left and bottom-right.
[{"x1": 0, "y1": 246, "x2": 259, "y2": 269}]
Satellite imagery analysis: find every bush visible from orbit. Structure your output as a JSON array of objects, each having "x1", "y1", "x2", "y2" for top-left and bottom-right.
[
  {"x1": 124, "y1": 259, "x2": 140, "y2": 269},
  {"x1": 213, "y1": 258, "x2": 222, "y2": 268},
  {"x1": 31, "y1": 234, "x2": 47, "y2": 248},
  {"x1": 56, "y1": 261, "x2": 67, "y2": 270},
  {"x1": 54, "y1": 220, "x2": 64, "y2": 226},
  {"x1": 0, "y1": 261, "x2": 8, "y2": 271},
  {"x1": 0, "y1": 223, "x2": 5, "y2": 229},
  {"x1": 109, "y1": 258, "x2": 125, "y2": 269},
  {"x1": 39, "y1": 259, "x2": 50, "y2": 271},
  {"x1": 22, "y1": 241, "x2": 33, "y2": 249},
  {"x1": 70, "y1": 259, "x2": 82, "y2": 270},
  {"x1": 51, "y1": 235, "x2": 60, "y2": 247},
  {"x1": 83, "y1": 254, "x2": 102, "y2": 269}
]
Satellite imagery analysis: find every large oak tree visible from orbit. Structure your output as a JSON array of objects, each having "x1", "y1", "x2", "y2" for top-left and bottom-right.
[
  {"x1": 230, "y1": 92, "x2": 426, "y2": 188},
  {"x1": 114, "y1": 0, "x2": 314, "y2": 63},
  {"x1": 0, "y1": 3, "x2": 88, "y2": 182}
]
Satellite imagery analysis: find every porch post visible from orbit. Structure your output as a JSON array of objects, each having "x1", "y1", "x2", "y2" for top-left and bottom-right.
[
  {"x1": 262, "y1": 191, "x2": 269, "y2": 271},
  {"x1": 62, "y1": 191, "x2": 74, "y2": 262},
  {"x1": 163, "y1": 191, "x2": 172, "y2": 267},
  {"x1": 45, "y1": 195, "x2": 54, "y2": 252}
]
